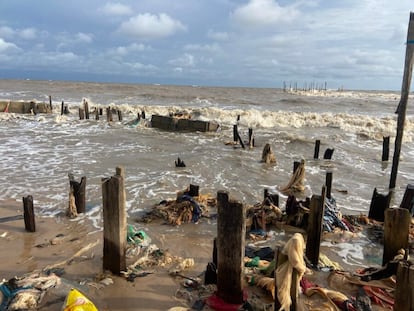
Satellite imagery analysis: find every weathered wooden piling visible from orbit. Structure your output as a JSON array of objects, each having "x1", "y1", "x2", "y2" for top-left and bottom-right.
[
  {"x1": 400, "y1": 184, "x2": 414, "y2": 214},
  {"x1": 368, "y1": 188, "x2": 391, "y2": 222},
  {"x1": 106, "y1": 107, "x2": 113, "y2": 122},
  {"x1": 325, "y1": 172, "x2": 332, "y2": 199},
  {"x1": 84, "y1": 100, "x2": 89, "y2": 120},
  {"x1": 394, "y1": 260, "x2": 414, "y2": 311},
  {"x1": 102, "y1": 167, "x2": 127, "y2": 275},
  {"x1": 22, "y1": 195, "x2": 36, "y2": 232},
  {"x1": 248, "y1": 128, "x2": 254, "y2": 148},
  {"x1": 61, "y1": 101, "x2": 64, "y2": 115},
  {"x1": 79, "y1": 108, "x2": 85, "y2": 120},
  {"x1": 69, "y1": 174, "x2": 86, "y2": 214},
  {"x1": 49, "y1": 95, "x2": 52, "y2": 111},
  {"x1": 313, "y1": 140, "x2": 320, "y2": 159},
  {"x1": 293, "y1": 160, "x2": 300, "y2": 173},
  {"x1": 306, "y1": 187, "x2": 326, "y2": 266},
  {"x1": 216, "y1": 190, "x2": 245, "y2": 304},
  {"x1": 188, "y1": 184, "x2": 199, "y2": 197},
  {"x1": 383, "y1": 208, "x2": 411, "y2": 265},
  {"x1": 95, "y1": 108, "x2": 99, "y2": 120},
  {"x1": 117, "y1": 110, "x2": 122, "y2": 121},
  {"x1": 390, "y1": 12, "x2": 414, "y2": 189},
  {"x1": 382, "y1": 136, "x2": 390, "y2": 161},
  {"x1": 323, "y1": 148, "x2": 334, "y2": 160},
  {"x1": 261, "y1": 143, "x2": 276, "y2": 164}
]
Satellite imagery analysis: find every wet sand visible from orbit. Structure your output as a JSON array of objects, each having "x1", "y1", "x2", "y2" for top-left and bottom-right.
[{"x1": 0, "y1": 199, "x2": 401, "y2": 310}]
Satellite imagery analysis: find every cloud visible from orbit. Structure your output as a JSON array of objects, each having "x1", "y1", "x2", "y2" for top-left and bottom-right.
[
  {"x1": 100, "y1": 3, "x2": 133, "y2": 16},
  {"x1": 184, "y1": 43, "x2": 220, "y2": 53},
  {"x1": 20, "y1": 28, "x2": 37, "y2": 40},
  {"x1": 0, "y1": 38, "x2": 21, "y2": 53},
  {"x1": 0, "y1": 26, "x2": 37, "y2": 40},
  {"x1": 111, "y1": 43, "x2": 149, "y2": 56},
  {"x1": 118, "y1": 13, "x2": 186, "y2": 39},
  {"x1": 207, "y1": 30, "x2": 229, "y2": 41},
  {"x1": 168, "y1": 53, "x2": 195, "y2": 67},
  {"x1": 231, "y1": 0, "x2": 299, "y2": 29},
  {"x1": 75, "y1": 33, "x2": 93, "y2": 43}
]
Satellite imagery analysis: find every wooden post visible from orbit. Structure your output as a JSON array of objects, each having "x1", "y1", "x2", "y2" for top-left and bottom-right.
[
  {"x1": 382, "y1": 136, "x2": 390, "y2": 161},
  {"x1": 95, "y1": 108, "x2": 99, "y2": 120},
  {"x1": 49, "y1": 95, "x2": 52, "y2": 111},
  {"x1": 61, "y1": 101, "x2": 64, "y2": 115},
  {"x1": 22, "y1": 195, "x2": 35, "y2": 232},
  {"x1": 400, "y1": 184, "x2": 414, "y2": 214},
  {"x1": 306, "y1": 187, "x2": 326, "y2": 266},
  {"x1": 102, "y1": 167, "x2": 127, "y2": 275},
  {"x1": 84, "y1": 100, "x2": 89, "y2": 120},
  {"x1": 233, "y1": 125, "x2": 238, "y2": 142},
  {"x1": 216, "y1": 190, "x2": 245, "y2": 304},
  {"x1": 394, "y1": 260, "x2": 414, "y2": 311},
  {"x1": 323, "y1": 148, "x2": 334, "y2": 159},
  {"x1": 325, "y1": 172, "x2": 332, "y2": 199},
  {"x1": 69, "y1": 174, "x2": 86, "y2": 214},
  {"x1": 117, "y1": 110, "x2": 123, "y2": 121},
  {"x1": 264, "y1": 188, "x2": 279, "y2": 206},
  {"x1": 99, "y1": 108, "x2": 103, "y2": 116},
  {"x1": 248, "y1": 128, "x2": 254, "y2": 148},
  {"x1": 106, "y1": 107, "x2": 113, "y2": 122},
  {"x1": 79, "y1": 108, "x2": 85, "y2": 120},
  {"x1": 390, "y1": 12, "x2": 414, "y2": 189},
  {"x1": 188, "y1": 184, "x2": 199, "y2": 197},
  {"x1": 383, "y1": 208, "x2": 411, "y2": 265},
  {"x1": 368, "y1": 188, "x2": 391, "y2": 222},
  {"x1": 293, "y1": 161, "x2": 300, "y2": 173},
  {"x1": 313, "y1": 139, "x2": 320, "y2": 159}
]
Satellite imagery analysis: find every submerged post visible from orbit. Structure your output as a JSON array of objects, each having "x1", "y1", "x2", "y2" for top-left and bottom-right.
[
  {"x1": 313, "y1": 139, "x2": 320, "y2": 159},
  {"x1": 382, "y1": 136, "x2": 390, "y2": 162},
  {"x1": 102, "y1": 167, "x2": 127, "y2": 275},
  {"x1": 216, "y1": 190, "x2": 245, "y2": 304},
  {"x1": 390, "y1": 12, "x2": 414, "y2": 189}
]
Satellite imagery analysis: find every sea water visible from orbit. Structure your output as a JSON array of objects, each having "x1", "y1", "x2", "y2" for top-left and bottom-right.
[{"x1": 0, "y1": 80, "x2": 413, "y2": 228}]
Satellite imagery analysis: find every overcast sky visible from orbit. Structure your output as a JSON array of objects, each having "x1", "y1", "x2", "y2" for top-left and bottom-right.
[{"x1": 0, "y1": 1, "x2": 413, "y2": 90}]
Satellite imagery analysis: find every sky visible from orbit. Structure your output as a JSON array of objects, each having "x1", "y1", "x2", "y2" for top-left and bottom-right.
[{"x1": 0, "y1": 0, "x2": 413, "y2": 90}]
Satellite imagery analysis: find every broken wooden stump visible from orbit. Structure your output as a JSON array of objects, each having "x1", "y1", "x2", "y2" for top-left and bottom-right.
[
  {"x1": 383, "y1": 208, "x2": 411, "y2": 265},
  {"x1": 102, "y1": 167, "x2": 127, "y2": 275},
  {"x1": 368, "y1": 188, "x2": 391, "y2": 222},
  {"x1": 305, "y1": 187, "x2": 326, "y2": 267},
  {"x1": 313, "y1": 139, "x2": 320, "y2": 159},
  {"x1": 382, "y1": 136, "x2": 390, "y2": 162},
  {"x1": 175, "y1": 157, "x2": 186, "y2": 167},
  {"x1": 400, "y1": 184, "x2": 414, "y2": 215},
  {"x1": 394, "y1": 259, "x2": 414, "y2": 311},
  {"x1": 216, "y1": 190, "x2": 245, "y2": 304},
  {"x1": 261, "y1": 143, "x2": 276, "y2": 164},
  {"x1": 323, "y1": 148, "x2": 334, "y2": 160},
  {"x1": 22, "y1": 195, "x2": 35, "y2": 232},
  {"x1": 68, "y1": 173, "x2": 86, "y2": 214}
]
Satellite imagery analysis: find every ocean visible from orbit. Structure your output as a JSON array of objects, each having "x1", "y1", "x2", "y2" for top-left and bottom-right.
[{"x1": 0, "y1": 79, "x2": 413, "y2": 231}]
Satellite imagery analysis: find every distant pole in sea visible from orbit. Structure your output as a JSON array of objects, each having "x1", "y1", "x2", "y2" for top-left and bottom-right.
[{"x1": 390, "y1": 12, "x2": 414, "y2": 190}]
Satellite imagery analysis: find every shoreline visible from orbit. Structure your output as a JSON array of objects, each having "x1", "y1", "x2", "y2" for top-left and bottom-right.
[{"x1": 0, "y1": 198, "x2": 411, "y2": 310}]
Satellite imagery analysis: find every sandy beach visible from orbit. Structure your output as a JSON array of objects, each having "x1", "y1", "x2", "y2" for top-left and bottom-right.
[
  {"x1": 0, "y1": 197, "x2": 409, "y2": 311},
  {"x1": 0, "y1": 199, "x2": 218, "y2": 311}
]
